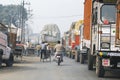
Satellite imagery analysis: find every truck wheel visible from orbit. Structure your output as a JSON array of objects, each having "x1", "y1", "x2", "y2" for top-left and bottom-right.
[
  {"x1": 75, "y1": 52, "x2": 80, "y2": 62},
  {"x1": 96, "y1": 56, "x2": 105, "y2": 77},
  {"x1": 73, "y1": 55, "x2": 75, "y2": 59},
  {"x1": 0, "y1": 54, "x2": 2, "y2": 68},
  {"x1": 77, "y1": 53, "x2": 80, "y2": 62},
  {"x1": 80, "y1": 53, "x2": 84, "y2": 64},
  {"x1": 71, "y1": 54, "x2": 74, "y2": 59},
  {"x1": 88, "y1": 49, "x2": 93, "y2": 70},
  {"x1": 6, "y1": 53, "x2": 14, "y2": 67},
  {"x1": 69, "y1": 52, "x2": 71, "y2": 58}
]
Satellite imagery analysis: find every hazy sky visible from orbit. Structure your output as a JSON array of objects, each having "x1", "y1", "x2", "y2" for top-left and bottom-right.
[{"x1": 0, "y1": 0, "x2": 84, "y2": 35}]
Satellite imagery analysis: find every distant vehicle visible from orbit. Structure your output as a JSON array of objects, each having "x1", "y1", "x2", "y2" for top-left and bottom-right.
[
  {"x1": 63, "y1": 21, "x2": 81, "y2": 61},
  {"x1": 40, "y1": 24, "x2": 61, "y2": 47}
]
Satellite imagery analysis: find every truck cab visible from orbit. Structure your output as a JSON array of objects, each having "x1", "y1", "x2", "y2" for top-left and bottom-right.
[{"x1": 92, "y1": 0, "x2": 116, "y2": 53}]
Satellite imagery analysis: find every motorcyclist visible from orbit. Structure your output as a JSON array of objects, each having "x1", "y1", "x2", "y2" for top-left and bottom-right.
[{"x1": 53, "y1": 40, "x2": 65, "y2": 61}]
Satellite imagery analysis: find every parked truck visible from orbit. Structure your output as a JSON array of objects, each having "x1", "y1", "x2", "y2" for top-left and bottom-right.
[
  {"x1": 0, "y1": 23, "x2": 17, "y2": 67},
  {"x1": 63, "y1": 21, "x2": 83, "y2": 61},
  {"x1": 78, "y1": 22, "x2": 89, "y2": 64},
  {"x1": 84, "y1": 0, "x2": 119, "y2": 77},
  {"x1": 71, "y1": 19, "x2": 88, "y2": 64},
  {"x1": 73, "y1": 20, "x2": 84, "y2": 62}
]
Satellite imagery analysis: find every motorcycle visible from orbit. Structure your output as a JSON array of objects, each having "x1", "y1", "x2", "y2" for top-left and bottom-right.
[{"x1": 56, "y1": 54, "x2": 62, "y2": 66}]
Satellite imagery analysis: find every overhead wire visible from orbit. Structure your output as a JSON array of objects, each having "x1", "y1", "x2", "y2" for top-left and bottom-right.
[{"x1": 34, "y1": 15, "x2": 83, "y2": 19}]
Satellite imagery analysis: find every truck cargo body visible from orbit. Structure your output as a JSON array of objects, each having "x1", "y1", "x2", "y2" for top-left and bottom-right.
[
  {"x1": 84, "y1": 0, "x2": 120, "y2": 77},
  {"x1": 41, "y1": 24, "x2": 61, "y2": 47},
  {"x1": 0, "y1": 23, "x2": 14, "y2": 67},
  {"x1": 115, "y1": 0, "x2": 120, "y2": 46},
  {"x1": 83, "y1": 0, "x2": 92, "y2": 48}
]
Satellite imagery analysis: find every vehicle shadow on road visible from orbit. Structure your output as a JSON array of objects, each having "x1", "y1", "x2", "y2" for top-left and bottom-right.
[
  {"x1": 91, "y1": 69, "x2": 120, "y2": 79},
  {"x1": 0, "y1": 56, "x2": 40, "y2": 74},
  {"x1": 104, "y1": 76, "x2": 120, "y2": 79},
  {"x1": 14, "y1": 60, "x2": 37, "y2": 64},
  {"x1": 54, "y1": 63, "x2": 73, "y2": 66},
  {"x1": 103, "y1": 71, "x2": 120, "y2": 79},
  {"x1": 0, "y1": 65, "x2": 38, "y2": 74}
]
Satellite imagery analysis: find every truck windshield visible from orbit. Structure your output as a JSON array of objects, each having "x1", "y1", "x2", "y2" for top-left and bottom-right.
[{"x1": 101, "y1": 4, "x2": 116, "y2": 23}]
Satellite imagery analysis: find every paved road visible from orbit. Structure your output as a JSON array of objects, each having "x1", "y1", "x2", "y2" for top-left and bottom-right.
[{"x1": 0, "y1": 56, "x2": 120, "y2": 80}]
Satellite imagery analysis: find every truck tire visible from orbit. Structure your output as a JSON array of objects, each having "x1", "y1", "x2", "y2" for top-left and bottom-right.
[
  {"x1": 0, "y1": 54, "x2": 2, "y2": 68},
  {"x1": 73, "y1": 55, "x2": 75, "y2": 59},
  {"x1": 6, "y1": 53, "x2": 14, "y2": 67},
  {"x1": 69, "y1": 52, "x2": 71, "y2": 58},
  {"x1": 96, "y1": 56, "x2": 105, "y2": 77},
  {"x1": 80, "y1": 53, "x2": 84, "y2": 64},
  {"x1": 88, "y1": 49, "x2": 93, "y2": 70},
  {"x1": 75, "y1": 51, "x2": 80, "y2": 62},
  {"x1": 71, "y1": 54, "x2": 75, "y2": 59}
]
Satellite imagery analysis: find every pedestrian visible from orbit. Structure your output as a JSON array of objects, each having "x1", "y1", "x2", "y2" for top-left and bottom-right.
[
  {"x1": 36, "y1": 44, "x2": 41, "y2": 56},
  {"x1": 23, "y1": 43, "x2": 27, "y2": 55},
  {"x1": 40, "y1": 41, "x2": 47, "y2": 60},
  {"x1": 46, "y1": 43, "x2": 51, "y2": 57}
]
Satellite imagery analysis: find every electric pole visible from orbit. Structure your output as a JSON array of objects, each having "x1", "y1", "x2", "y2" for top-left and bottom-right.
[
  {"x1": 21, "y1": 0, "x2": 31, "y2": 44},
  {"x1": 26, "y1": 5, "x2": 32, "y2": 42}
]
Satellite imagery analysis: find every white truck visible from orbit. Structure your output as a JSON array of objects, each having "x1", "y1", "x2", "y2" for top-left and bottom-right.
[
  {"x1": 0, "y1": 23, "x2": 14, "y2": 67},
  {"x1": 85, "y1": 0, "x2": 119, "y2": 77}
]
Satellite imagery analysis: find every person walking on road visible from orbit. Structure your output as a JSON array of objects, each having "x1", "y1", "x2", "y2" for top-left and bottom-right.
[
  {"x1": 36, "y1": 44, "x2": 41, "y2": 56},
  {"x1": 40, "y1": 41, "x2": 47, "y2": 61},
  {"x1": 46, "y1": 43, "x2": 51, "y2": 54}
]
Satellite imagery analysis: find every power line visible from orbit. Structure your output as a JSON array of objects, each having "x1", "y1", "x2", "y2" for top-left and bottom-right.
[{"x1": 35, "y1": 15, "x2": 83, "y2": 19}]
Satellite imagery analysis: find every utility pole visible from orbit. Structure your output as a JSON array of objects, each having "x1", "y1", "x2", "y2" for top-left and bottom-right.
[
  {"x1": 17, "y1": 5, "x2": 21, "y2": 42},
  {"x1": 26, "y1": 5, "x2": 32, "y2": 42},
  {"x1": 21, "y1": 0, "x2": 31, "y2": 44},
  {"x1": 21, "y1": 0, "x2": 25, "y2": 44}
]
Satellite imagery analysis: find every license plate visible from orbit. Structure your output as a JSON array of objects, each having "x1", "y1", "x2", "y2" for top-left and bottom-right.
[
  {"x1": 102, "y1": 59, "x2": 110, "y2": 67},
  {"x1": 57, "y1": 56, "x2": 60, "y2": 58}
]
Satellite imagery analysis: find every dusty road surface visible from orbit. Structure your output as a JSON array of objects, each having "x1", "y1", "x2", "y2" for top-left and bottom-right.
[{"x1": 0, "y1": 56, "x2": 120, "y2": 80}]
